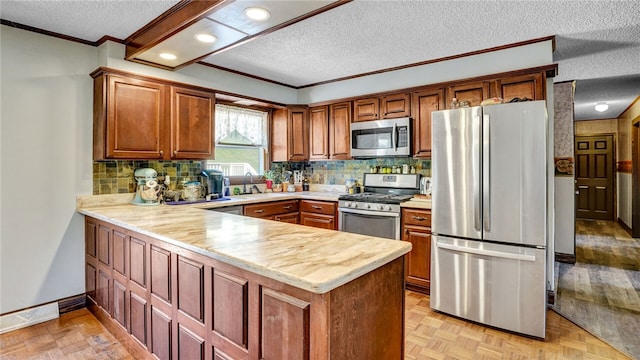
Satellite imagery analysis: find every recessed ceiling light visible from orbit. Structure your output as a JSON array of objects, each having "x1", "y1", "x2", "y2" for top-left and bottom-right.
[
  {"x1": 244, "y1": 7, "x2": 270, "y2": 21},
  {"x1": 594, "y1": 102, "x2": 609, "y2": 112},
  {"x1": 195, "y1": 33, "x2": 217, "y2": 43},
  {"x1": 159, "y1": 53, "x2": 177, "y2": 60}
]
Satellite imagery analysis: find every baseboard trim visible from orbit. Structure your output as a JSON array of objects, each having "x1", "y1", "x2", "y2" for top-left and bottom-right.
[
  {"x1": 555, "y1": 253, "x2": 576, "y2": 264},
  {"x1": 0, "y1": 302, "x2": 59, "y2": 334},
  {"x1": 617, "y1": 218, "x2": 633, "y2": 237}
]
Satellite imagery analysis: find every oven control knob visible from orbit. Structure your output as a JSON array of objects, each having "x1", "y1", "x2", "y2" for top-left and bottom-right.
[
  {"x1": 352, "y1": 203, "x2": 358, "y2": 208},
  {"x1": 344, "y1": 202, "x2": 351, "y2": 207},
  {"x1": 375, "y1": 204, "x2": 383, "y2": 211},
  {"x1": 384, "y1": 205, "x2": 392, "y2": 211},
  {"x1": 365, "y1": 204, "x2": 371, "y2": 209}
]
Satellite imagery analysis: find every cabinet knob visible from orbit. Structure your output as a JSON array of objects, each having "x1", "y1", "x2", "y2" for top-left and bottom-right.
[
  {"x1": 159, "y1": 150, "x2": 164, "y2": 156},
  {"x1": 173, "y1": 150, "x2": 177, "y2": 156}
]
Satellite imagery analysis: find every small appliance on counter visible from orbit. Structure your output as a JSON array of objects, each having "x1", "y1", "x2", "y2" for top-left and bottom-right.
[
  {"x1": 131, "y1": 168, "x2": 160, "y2": 206},
  {"x1": 420, "y1": 177, "x2": 432, "y2": 196},
  {"x1": 181, "y1": 180, "x2": 206, "y2": 201},
  {"x1": 201, "y1": 169, "x2": 225, "y2": 200}
]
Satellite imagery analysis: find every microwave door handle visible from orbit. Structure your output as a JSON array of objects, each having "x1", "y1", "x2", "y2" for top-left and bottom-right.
[{"x1": 393, "y1": 123, "x2": 398, "y2": 151}]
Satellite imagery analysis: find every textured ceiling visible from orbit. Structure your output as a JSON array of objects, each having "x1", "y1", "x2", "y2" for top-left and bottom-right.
[{"x1": 1, "y1": 0, "x2": 639, "y2": 120}]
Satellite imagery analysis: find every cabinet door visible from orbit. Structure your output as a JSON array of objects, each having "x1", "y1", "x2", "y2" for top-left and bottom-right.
[
  {"x1": 329, "y1": 102, "x2": 351, "y2": 160},
  {"x1": 309, "y1": 106, "x2": 329, "y2": 160},
  {"x1": 300, "y1": 213, "x2": 335, "y2": 230},
  {"x1": 105, "y1": 75, "x2": 166, "y2": 159},
  {"x1": 274, "y1": 212, "x2": 299, "y2": 224},
  {"x1": 381, "y1": 93, "x2": 411, "y2": 118},
  {"x1": 494, "y1": 73, "x2": 544, "y2": 102},
  {"x1": 412, "y1": 88, "x2": 444, "y2": 159},
  {"x1": 271, "y1": 108, "x2": 288, "y2": 162},
  {"x1": 447, "y1": 82, "x2": 489, "y2": 108},
  {"x1": 403, "y1": 225, "x2": 431, "y2": 291},
  {"x1": 170, "y1": 86, "x2": 215, "y2": 160},
  {"x1": 288, "y1": 107, "x2": 309, "y2": 161},
  {"x1": 354, "y1": 98, "x2": 379, "y2": 122}
]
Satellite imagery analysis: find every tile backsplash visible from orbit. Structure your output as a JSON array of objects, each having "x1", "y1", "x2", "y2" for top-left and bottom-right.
[{"x1": 94, "y1": 158, "x2": 431, "y2": 194}]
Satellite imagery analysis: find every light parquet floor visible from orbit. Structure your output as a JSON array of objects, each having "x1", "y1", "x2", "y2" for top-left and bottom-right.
[
  {"x1": 1, "y1": 293, "x2": 631, "y2": 360},
  {"x1": 554, "y1": 220, "x2": 640, "y2": 359}
]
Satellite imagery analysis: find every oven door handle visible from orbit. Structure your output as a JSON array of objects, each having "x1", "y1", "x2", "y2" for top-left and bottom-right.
[{"x1": 339, "y1": 208, "x2": 400, "y2": 218}]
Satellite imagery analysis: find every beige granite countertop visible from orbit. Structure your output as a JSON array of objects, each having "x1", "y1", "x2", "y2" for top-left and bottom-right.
[{"x1": 77, "y1": 193, "x2": 412, "y2": 294}]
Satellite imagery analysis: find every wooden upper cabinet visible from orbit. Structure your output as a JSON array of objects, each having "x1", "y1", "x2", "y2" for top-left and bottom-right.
[
  {"x1": 92, "y1": 68, "x2": 216, "y2": 161},
  {"x1": 412, "y1": 88, "x2": 444, "y2": 159},
  {"x1": 381, "y1": 92, "x2": 411, "y2": 118},
  {"x1": 493, "y1": 73, "x2": 544, "y2": 102},
  {"x1": 170, "y1": 86, "x2": 215, "y2": 160},
  {"x1": 96, "y1": 75, "x2": 166, "y2": 160},
  {"x1": 354, "y1": 97, "x2": 379, "y2": 122},
  {"x1": 271, "y1": 107, "x2": 309, "y2": 162},
  {"x1": 329, "y1": 102, "x2": 351, "y2": 160},
  {"x1": 309, "y1": 106, "x2": 329, "y2": 160},
  {"x1": 447, "y1": 81, "x2": 490, "y2": 108},
  {"x1": 288, "y1": 107, "x2": 309, "y2": 162}
]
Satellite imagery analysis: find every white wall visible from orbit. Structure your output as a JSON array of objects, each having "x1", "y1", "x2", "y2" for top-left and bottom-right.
[
  {"x1": 617, "y1": 98, "x2": 639, "y2": 228},
  {"x1": 0, "y1": 27, "x2": 96, "y2": 313}
]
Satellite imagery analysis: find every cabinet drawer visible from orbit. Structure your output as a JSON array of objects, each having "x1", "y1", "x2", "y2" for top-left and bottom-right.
[
  {"x1": 244, "y1": 200, "x2": 299, "y2": 218},
  {"x1": 300, "y1": 200, "x2": 336, "y2": 215},
  {"x1": 402, "y1": 208, "x2": 431, "y2": 227}
]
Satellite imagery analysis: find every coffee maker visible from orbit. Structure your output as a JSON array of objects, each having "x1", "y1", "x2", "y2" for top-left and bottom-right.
[
  {"x1": 201, "y1": 169, "x2": 224, "y2": 199},
  {"x1": 131, "y1": 168, "x2": 160, "y2": 206}
]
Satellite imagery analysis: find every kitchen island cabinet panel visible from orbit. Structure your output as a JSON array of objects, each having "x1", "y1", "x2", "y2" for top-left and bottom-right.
[
  {"x1": 97, "y1": 268, "x2": 111, "y2": 315},
  {"x1": 178, "y1": 324, "x2": 205, "y2": 360},
  {"x1": 113, "y1": 229, "x2": 127, "y2": 277},
  {"x1": 86, "y1": 263, "x2": 97, "y2": 302},
  {"x1": 130, "y1": 292, "x2": 148, "y2": 347},
  {"x1": 261, "y1": 288, "x2": 310, "y2": 360},
  {"x1": 86, "y1": 219, "x2": 97, "y2": 258},
  {"x1": 129, "y1": 236, "x2": 147, "y2": 288},
  {"x1": 151, "y1": 245, "x2": 172, "y2": 304},
  {"x1": 150, "y1": 306, "x2": 172, "y2": 360},
  {"x1": 113, "y1": 279, "x2": 128, "y2": 330},
  {"x1": 177, "y1": 256, "x2": 205, "y2": 323},
  {"x1": 98, "y1": 224, "x2": 111, "y2": 267},
  {"x1": 213, "y1": 271, "x2": 249, "y2": 349}
]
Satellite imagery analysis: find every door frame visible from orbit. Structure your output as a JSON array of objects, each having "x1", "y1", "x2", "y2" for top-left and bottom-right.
[{"x1": 573, "y1": 133, "x2": 617, "y2": 221}]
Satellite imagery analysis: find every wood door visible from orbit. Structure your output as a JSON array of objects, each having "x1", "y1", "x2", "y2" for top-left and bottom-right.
[
  {"x1": 271, "y1": 108, "x2": 288, "y2": 162},
  {"x1": 575, "y1": 135, "x2": 615, "y2": 220},
  {"x1": 105, "y1": 75, "x2": 166, "y2": 159},
  {"x1": 412, "y1": 88, "x2": 444, "y2": 158},
  {"x1": 381, "y1": 92, "x2": 411, "y2": 118},
  {"x1": 447, "y1": 81, "x2": 489, "y2": 108},
  {"x1": 170, "y1": 86, "x2": 215, "y2": 160},
  {"x1": 288, "y1": 107, "x2": 309, "y2": 161},
  {"x1": 309, "y1": 106, "x2": 329, "y2": 160},
  {"x1": 403, "y1": 225, "x2": 431, "y2": 292},
  {"x1": 329, "y1": 102, "x2": 351, "y2": 159},
  {"x1": 633, "y1": 121, "x2": 640, "y2": 237},
  {"x1": 354, "y1": 97, "x2": 379, "y2": 122},
  {"x1": 493, "y1": 73, "x2": 544, "y2": 102}
]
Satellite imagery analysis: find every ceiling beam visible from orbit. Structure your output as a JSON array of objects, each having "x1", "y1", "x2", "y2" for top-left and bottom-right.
[{"x1": 124, "y1": 0, "x2": 227, "y2": 61}]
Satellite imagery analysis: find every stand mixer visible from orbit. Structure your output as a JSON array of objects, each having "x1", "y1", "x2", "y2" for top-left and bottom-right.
[{"x1": 131, "y1": 168, "x2": 160, "y2": 206}]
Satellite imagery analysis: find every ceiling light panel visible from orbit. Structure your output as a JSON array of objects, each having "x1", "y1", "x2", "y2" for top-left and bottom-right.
[
  {"x1": 207, "y1": 0, "x2": 334, "y2": 35},
  {"x1": 135, "y1": 18, "x2": 246, "y2": 68}
]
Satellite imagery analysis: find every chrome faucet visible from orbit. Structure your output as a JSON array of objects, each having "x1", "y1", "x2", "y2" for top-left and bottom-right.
[{"x1": 242, "y1": 172, "x2": 253, "y2": 194}]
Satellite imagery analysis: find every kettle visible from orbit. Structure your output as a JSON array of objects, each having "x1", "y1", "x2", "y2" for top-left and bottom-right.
[{"x1": 420, "y1": 177, "x2": 432, "y2": 195}]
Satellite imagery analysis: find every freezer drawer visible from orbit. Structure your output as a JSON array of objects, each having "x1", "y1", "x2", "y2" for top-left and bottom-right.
[{"x1": 430, "y1": 235, "x2": 547, "y2": 338}]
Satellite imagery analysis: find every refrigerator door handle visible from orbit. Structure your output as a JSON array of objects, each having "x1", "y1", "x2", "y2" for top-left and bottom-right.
[
  {"x1": 483, "y1": 113, "x2": 491, "y2": 232},
  {"x1": 473, "y1": 113, "x2": 481, "y2": 232},
  {"x1": 437, "y1": 241, "x2": 537, "y2": 262}
]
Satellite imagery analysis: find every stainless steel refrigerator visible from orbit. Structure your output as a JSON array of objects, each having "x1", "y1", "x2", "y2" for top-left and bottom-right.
[{"x1": 430, "y1": 101, "x2": 548, "y2": 338}]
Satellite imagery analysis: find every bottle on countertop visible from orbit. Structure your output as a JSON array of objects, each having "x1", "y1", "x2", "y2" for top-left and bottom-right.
[
  {"x1": 302, "y1": 179, "x2": 309, "y2": 191},
  {"x1": 450, "y1": 97, "x2": 459, "y2": 109}
]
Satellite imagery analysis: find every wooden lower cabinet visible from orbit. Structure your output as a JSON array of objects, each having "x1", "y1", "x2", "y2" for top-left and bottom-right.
[
  {"x1": 299, "y1": 200, "x2": 337, "y2": 230},
  {"x1": 85, "y1": 216, "x2": 405, "y2": 360},
  {"x1": 244, "y1": 200, "x2": 299, "y2": 224},
  {"x1": 401, "y1": 208, "x2": 432, "y2": 294}
]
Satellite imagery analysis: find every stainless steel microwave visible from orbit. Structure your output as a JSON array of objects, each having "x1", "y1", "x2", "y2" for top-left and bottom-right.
[{"x1": 350, "y1": 117, "x2": 412, "y2": 158}]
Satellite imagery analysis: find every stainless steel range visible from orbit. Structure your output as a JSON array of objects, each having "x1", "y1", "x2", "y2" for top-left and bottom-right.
[{"x1": 338, "y1": 173, "x2": 420, "y2": 240}]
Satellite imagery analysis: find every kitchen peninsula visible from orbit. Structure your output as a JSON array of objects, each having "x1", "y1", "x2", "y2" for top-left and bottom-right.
[{"x1": 78, "y1": 197, "x2": 411, "y2": 360}]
